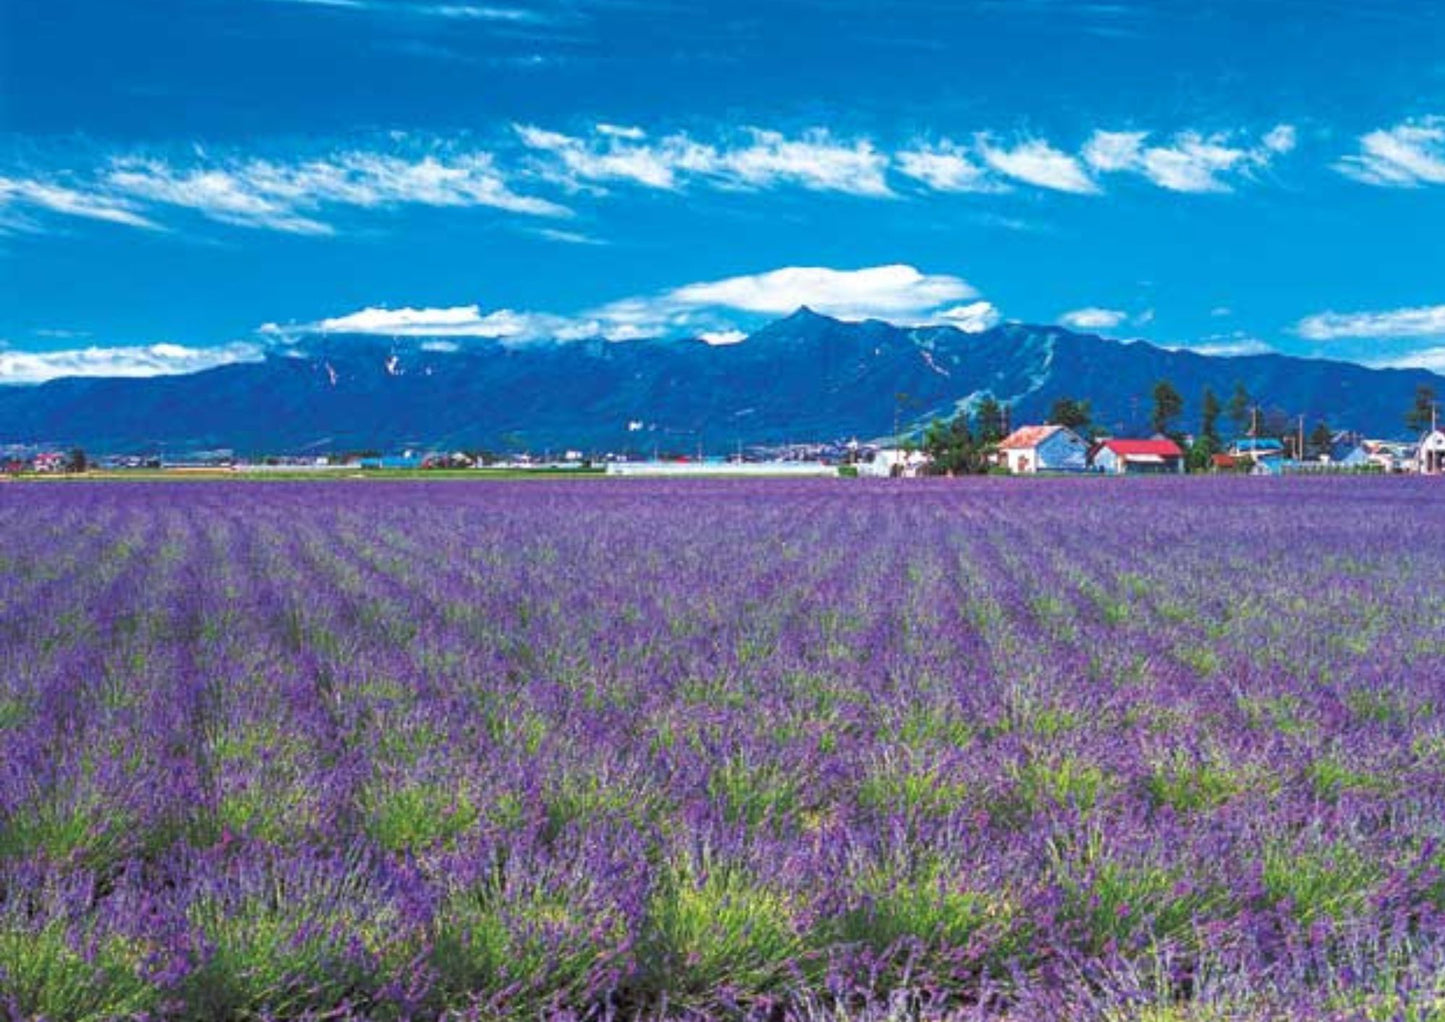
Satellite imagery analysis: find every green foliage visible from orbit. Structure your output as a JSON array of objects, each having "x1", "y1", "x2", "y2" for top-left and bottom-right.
[
  {"x1": 858, "y1": 752, "x2": 971, "y2": 819},
  {"x1": 1014, "y1": 754, "x2": 1109, "y2": 812},
  {"x1": 974, "y1": 395, "x2": 1007, "y2": 444},
  {"x1": 1048, "y1": 396, "x2": 1094, "y2": 434},
  {"x1": 360, "y1": 780, "x2": 479, "y2": 852},
  {"x1": 922, "y1": 410, "x2": 992, "y2": 475},
  {"x1": 0, "y1": 920, "x2": 156, "y2": 1021},
  {"x1": 431, "y1": 872, "x2": 622, "y2": 1015},
  {"x1": 636, "y1": 857, "x2": 801, "y2": 1006},
  {"x1": 709, "y1": 756, "x2": 801, "y2": 831},
  {"x1": 1200, "y1": 385, "x2": 1222, "y2": 446},
  {"x1": 1150, "y1": 379, "x2": 1185, "y2": 438},
  {"x1": 1226, "y1": 380, "x2": 1252, "y2": 438},
  {"x1": 1261, "y1": 838, "x2": 1381, "y2": 924},
  {"x1": 1145, "y1": 752, "x2": 1244, "y2": 813},
  {"x1": 833, "y1": 858, "x2": 1019, "y2": 966},
  {"x1": 179, "y1": 872, "x2": 398, "y2": 1018},
  {"x1": 1406, "y1": 383, "x2": 1438, "y2": 433}
]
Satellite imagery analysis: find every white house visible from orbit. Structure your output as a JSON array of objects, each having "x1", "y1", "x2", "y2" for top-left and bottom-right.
[
  {"x1": 1090, "y1": 438, "x2": 1186, "y2": 475},
  {"x1": 1418, "y1": 429, "x2": 1445, "y2": 476},
  {"x1": 858, "y1": 448, "x2": 930, "y2": 478},
  {"x1": 997, "y1": 425, "x2": 1089, "y2": 474}
]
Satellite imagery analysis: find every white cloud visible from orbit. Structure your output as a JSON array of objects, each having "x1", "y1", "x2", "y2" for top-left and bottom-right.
[
  {"x1": 1079, "y1": 131, "x2": 1148, "y2": 174},
  {"x1": 1263, "y1": 124, "x2": 1297, "y2": 154},
  {"x1": 311, "y1": 304, "x2": 586, "y2": 338},
  {"x1": 270, "y1": 0, "x2": 543, "y2": 19},
  {"x1": 0, "y1": 341, "x2": 264, "y2": 384},
  {"x1": 528, "y1": 226, "x2": 606, "y2": 245},
  {"x1": 105, "y1": 163, "x2": 334, "y2": 234},
  {"x1": 1059, "y1": 307, "x2": 1128, "y2": 330},
  {"x1": 1297, "y1": 304, "x2": 1445, "y2": 341},
  {"x1": 1372, "y1": 347, "x2": 1445, "y2": 372},
  {"x1": 665, "y1": 264, "x2": 976, "y2": 320},
  {"x1": 0, "y1": 176, "x2": 159, "y2": 230},
  {"x1": 1082, "y1": 125, "x2": 1293, "y2": 193},
  {"x1": 928, "y1": 301, "x2": 1001, "y2": 333},
  {"x1": 718, "y1": 130, "x2": 893, "y2": 197},
  {"x1": 976, "y1": 137, "x2": 1098, "y2": 194},
  {"x1": 1160, "y1": 332, "x2": 1274, "y2": 358},
  {"x1": 699, "y1": 329, "x2": 747, "y2": 346},
  {"x1": 515, "y1": 125, "x2": 894, "y2": 198},
  {"x1": 1335, "y1": 118, "x2": 1445, "y2": 188},
  {"x1": 516, "y1": 125, "x2": 682, "y2": 189},
  {"x1": 102, "y1": 149, "x2": 567, "y2": 234},
  {"x1": 1190, "y1": 338, "x2": 1274, "y2": 357},
  {"x1": 894, "y1": 141, "x2": 1005, "y2": 193},
  {"x1": 287, "y1": 263, "x2": 990, "y2": 345},
  {"x1": 596, "y1": 123, "x2": 646, "y2": 140}
]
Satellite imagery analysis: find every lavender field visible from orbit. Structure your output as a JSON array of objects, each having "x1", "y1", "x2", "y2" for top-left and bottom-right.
[{"x1": 2, "y1": 478, "x2": 1444, "y2": 1021}]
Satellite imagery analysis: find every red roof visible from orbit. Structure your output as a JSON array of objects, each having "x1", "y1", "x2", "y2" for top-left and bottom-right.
[
  {"x1": 1098, "y1": 438, "x2": 1184, "y2": 458},
  {"x1": 998, "y1": 425, "x2": 1064, "y2": 450}
]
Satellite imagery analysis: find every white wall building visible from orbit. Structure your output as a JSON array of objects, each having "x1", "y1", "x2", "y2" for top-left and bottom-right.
[
  {"x1": 1418, "y1": 429, "x2": 1445, "y2": 476},
  {"x1": 997, "y1": 425, "x2": 1089, "y2": 474}
]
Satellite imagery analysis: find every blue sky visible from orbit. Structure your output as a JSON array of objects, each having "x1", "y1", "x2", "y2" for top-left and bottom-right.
[{"x1": 3, "y1": 0, "x2": 1445, "y2": 382}]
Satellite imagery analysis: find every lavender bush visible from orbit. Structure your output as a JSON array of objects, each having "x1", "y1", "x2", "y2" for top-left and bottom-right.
[{"x1": 2, "y1": 477, "x2": 1443, "y2": 1020}]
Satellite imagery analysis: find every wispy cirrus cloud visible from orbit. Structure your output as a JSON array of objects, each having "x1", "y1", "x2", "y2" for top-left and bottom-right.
[
  {"x1": 103, "y1": 149, "x2": 567, "y2": 234},
  {"x1": 267, "y1": 0, "x2": 549, "y2": 22},
  {"x1": 515, "y1": 124, "x2": 896, "y2": 197},
  {"x1": 1081, "y1": 125, "x2": 1295, "y2": 193},
  {"x1": 1296, "y1": 304, "x2": 1445, "y2": 341},
  {"x1": 975, "y1": 136, "x2": 1099, "y2": 194},
  {"x1": 0, "y1": 116, "x2": 1313, "y2": 241},
  {"x1": 0, "y1": 176, "x2": 159, "y2": 231},
  {"x1": 894, "y1": 141, "x2": 1005, "y2": 194},
  {"x1": 1334, "y1": 118, "x2": 1445, "y2": 188},
  {"x1": 0, "y1": 341, "x2": 265, "y2": 385}
]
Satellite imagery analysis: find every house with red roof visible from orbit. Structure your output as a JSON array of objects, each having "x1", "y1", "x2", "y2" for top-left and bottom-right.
[
  {"x1": 1090, "y1": 437, "x2": 1186, "y2": 475},
  {"x1": 996, "y1": 424, "x2": 1089, "y2": 474}
]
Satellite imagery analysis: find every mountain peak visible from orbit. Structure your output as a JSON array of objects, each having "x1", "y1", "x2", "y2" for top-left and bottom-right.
[{"x1": 782, "y1": 305, "x2": 835, "y2": 325}]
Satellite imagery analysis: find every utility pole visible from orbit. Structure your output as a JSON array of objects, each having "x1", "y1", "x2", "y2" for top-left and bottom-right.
[{"x1": 1298, "y1": 414, "x2": 1305, "y2": 463}]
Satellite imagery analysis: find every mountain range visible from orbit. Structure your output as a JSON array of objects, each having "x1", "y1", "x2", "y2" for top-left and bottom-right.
[{"x1": 0, "y1": 309, "x2": 1438, "y2": 454}]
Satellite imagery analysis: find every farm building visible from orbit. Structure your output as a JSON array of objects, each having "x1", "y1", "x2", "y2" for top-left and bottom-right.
[
  {"x1": 858, "y1": 448, "x2": 929, "y2": 478},
  {"x1": 1327, "y1": 442, "x2": 1371, "y2": 469},
  {"x1": 1419, "y1": 428, "x2": 1445, "y2": 476},
  {"x1": 997, "y1": 425, "x2": 1088, "y2": 474},
  {"x1": 1090, "y1": 438, "x2": 1186, "y2": 475},
  {"x1": 1231, "y1": 438, "x2": 1285, "y2": 462}
]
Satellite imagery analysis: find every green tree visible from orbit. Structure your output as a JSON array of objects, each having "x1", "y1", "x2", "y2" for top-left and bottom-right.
[
  {"x1": 1406, "y1": 383, "x2": 1438, "y2": 433},
  {"x1": 1308, "y1": 421, "x2": 1333, "y2": 459},
  {"x1": 974, "y1": 396, "x2": 1006, "y2": 444},
  {"x1": 1226, "y1": 381, "x2": 1252, "y2": 438},
  {"x1": 1048, "y1": 396, "x2": 1093, "y2": 434},
  {"x1": 922, "y1": 412, "x2": 983, "y2": 475},
  {"x1": 1150, "y1": 379, "x2": 1184, "y2": 438},
  {"x1": 1200, "y1": 386, "x2": 1222, "y2": 448},
  {"x1": 67, "y1": 448, "x2": 88, "y2": 473}
]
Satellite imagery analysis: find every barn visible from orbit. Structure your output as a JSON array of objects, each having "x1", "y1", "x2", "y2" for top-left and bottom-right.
[{"x1": 1090, "y1": 438, "x2": 1186, "y2": 475}]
